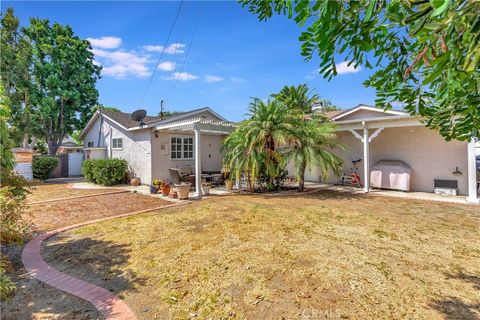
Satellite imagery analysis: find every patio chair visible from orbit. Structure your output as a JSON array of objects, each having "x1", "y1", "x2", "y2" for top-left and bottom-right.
[{"x1": 169, "y1": 168, "x2": 195, "y2": 185}]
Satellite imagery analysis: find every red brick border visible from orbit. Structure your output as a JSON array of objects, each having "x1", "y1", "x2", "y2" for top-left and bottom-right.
[{"x1": 22, "y1": 202, "x2": 185, "y2": 320}]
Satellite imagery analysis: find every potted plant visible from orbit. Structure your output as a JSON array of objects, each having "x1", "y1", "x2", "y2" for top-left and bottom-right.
[
  {"x1": 224, "y1": 179, "x2": 234, "y2": 191},
  {"x1": 151, "y1": 179, "x2": 163, "y2": 194},
  {"x1": 161, "y1": 182, "x2": 171, "y2": 197},
  {"x1": 222, "y1": 168, "x2": 234, "y2": 191},
  {"x1": 202, "y1": 182, "x2": 212, "y2": 195},
  {"x1": 175, "y1": 182, "x2": 191, "y2": 200}
]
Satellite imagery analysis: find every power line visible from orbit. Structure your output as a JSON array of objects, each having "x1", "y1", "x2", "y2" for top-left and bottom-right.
[
  {"x1": 140, "y1": 0, "x2": 184, "y2": 106},
  {"x1": 164, "y1": 1, "x2": 204, "y2": 106}
]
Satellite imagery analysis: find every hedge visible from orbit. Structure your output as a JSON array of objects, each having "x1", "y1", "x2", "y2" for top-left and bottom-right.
[
  {"x1": 32, "y1": 156, "x2": 59, "y2": 181},
  {"x1": 82, "y1": 158, "x2": 128, "y2": 186}
]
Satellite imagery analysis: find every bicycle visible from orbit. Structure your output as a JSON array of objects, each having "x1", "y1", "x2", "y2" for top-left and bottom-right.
[{"x1": 337, "y1": 159, "x2": 363, "y2": 187}]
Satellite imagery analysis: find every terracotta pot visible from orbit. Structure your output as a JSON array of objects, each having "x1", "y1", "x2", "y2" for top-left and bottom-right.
[
  {"x1": 130, "y1": 177, "x2": 141, "y2": 186},
  {"x1": 175, "y1": 183, "x2": 191, "y2": 200},
  {"x1": 161, "y1": 185, "x2": 171, "y2": 196},
  {"x1": 225, "y1": 180, "x2": 234, "y2": 191},
  {"x1": 202, "y1": 186, "x2": 211, "y2": 195}
]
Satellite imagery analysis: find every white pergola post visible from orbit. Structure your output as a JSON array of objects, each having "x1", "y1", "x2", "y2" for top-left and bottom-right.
[
  {"x1": 363, "y1": 126, "x2": 370, "y2": 192},
  {"x1": 466, "y1": 139, "x2": 479, "y2": 203},
  {"x1": 194, "y1": 128, "x2": 202, "y2": 198}
]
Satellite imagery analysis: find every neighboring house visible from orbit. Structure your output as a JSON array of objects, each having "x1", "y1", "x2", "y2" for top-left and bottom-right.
[
  {"x1": 78, "y1": 107, "x2": 234, "y2": 194},
  {"x1": 298, "y1": 104, "x2": 478, "y2": 203},
  {"x1": 57, "y1": 137, "x2": 83, "y2": 154}
]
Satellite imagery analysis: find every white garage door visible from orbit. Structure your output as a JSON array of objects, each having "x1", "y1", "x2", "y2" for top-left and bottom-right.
[{"x1": 68, "y1": 152, "x2": 84, "y2": 176}]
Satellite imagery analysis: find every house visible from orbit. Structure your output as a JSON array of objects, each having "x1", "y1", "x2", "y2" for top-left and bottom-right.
[
  {"x1": 56, "y1": 137, "x2": 83, "y2": 154},
  {"x1": 78, "y1": 107, "x2": 234, "y2": 196},
  {"x1": 301, "y1": 105, "x2": 479, "y2": 203}
]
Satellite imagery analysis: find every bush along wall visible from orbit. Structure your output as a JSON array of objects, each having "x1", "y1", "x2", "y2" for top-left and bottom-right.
[
  {"x1": 82, "y1": 158, "x2": 128, "y2": 186},
  {"x1": 32, "y1": 156, "x2": 59, "y2": 181}
]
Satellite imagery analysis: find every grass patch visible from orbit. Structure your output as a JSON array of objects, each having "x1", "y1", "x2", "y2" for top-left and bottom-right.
[{"x1": 42, "y1": 191, "x2": 480, "y2": 319}]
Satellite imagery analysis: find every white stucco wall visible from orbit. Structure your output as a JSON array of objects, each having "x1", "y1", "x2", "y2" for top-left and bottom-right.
[
  {"x1": 151, "y1": 131, "x2": 225, "y2": 182},
  {"x1": 321, "y1": 126, "x2": 468, "y2": 194},
  {"x1": 83, "y1": 117, "x2": 152, "y2": 184}
]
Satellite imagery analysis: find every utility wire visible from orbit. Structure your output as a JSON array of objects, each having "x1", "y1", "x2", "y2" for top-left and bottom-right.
[
  {"x1": 140, "y1": 0, "x2": 184, "y2": 106},
  {"x1": 165, "y1": 1, "x2": 204, "y2": 106}
]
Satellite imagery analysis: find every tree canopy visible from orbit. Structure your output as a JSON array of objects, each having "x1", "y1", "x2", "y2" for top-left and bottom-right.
[
  {"x1": 240, "y1": 0, "x2": 480, "y2": 141},
  {"x1": 223, "y1": 85, "x2": 343, "y2": 192},
  {"x1": 0, "y1": 8, "x2": 101, "y2": 155}
]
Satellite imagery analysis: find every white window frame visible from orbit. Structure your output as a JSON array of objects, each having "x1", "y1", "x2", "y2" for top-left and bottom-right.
[
  {"x1": 87, "y1": 141, "x2": 94, "y2": 148},
  {"x1": 170, "y1": 136, "x2": 194, "y2": 160},
  {"x1": 112, "y1": 138, "x2": 123, "y2": 149}
]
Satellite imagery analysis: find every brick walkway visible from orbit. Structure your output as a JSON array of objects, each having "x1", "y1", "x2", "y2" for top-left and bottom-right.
[{"x1": 22, "y1": 202, "x2": 184, "y2": 320}]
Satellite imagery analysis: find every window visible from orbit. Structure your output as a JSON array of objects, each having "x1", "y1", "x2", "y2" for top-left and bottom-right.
[
  {"x1": 112, "y1": 138, "x2": 123, "y2": 149},
  {"x1": 171, "y1": 136, "x2": 194, "y2": 159},
  {"x1": 87, "y1": 141, "x2": 94, "y2": 148}
]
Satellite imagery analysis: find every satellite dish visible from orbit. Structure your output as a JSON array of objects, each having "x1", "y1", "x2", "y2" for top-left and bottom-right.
[{"x1": 131, "y1": 109, "x2": 147, "y2": 125}]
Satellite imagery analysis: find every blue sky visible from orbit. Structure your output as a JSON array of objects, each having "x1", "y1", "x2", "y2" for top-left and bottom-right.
[{"x1": 3, "y1": 1, "x2": 377, "y2": 121}]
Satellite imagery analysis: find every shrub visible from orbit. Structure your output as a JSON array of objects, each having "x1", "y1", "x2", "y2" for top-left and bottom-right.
[
  {"x1": 32, "y1": 156, "x2": 58, "y2": 181},
  {"x1": 0, "y1": 168, "x2": 32, "y2": 244},
  {"x1": 81, "y1": 159, "x2": 95, "y2": 182},
  {"x1": 83, "y1": 159, "x2": 128, "y2": 186},
  {"x1": 0, "y1": 255, "x2": 16, "y2": 300}
]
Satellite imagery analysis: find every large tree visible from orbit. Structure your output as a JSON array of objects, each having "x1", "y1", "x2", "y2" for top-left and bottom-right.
[
  {"x1": 0, "y1": 8, "x2": 38, "y2": 147},
  {"x1": 23, "y1": 18, "x2": 101, "y2": 155},
  {"x1": 240, "y1": 0, "x2": 480, "y2": 141}
]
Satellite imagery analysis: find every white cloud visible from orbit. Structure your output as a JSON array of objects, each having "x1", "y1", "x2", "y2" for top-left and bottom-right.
[
  {"x1": 87, "y1": 36, "x2": 122, "y2": 49},
  {"x1": 158, "y1": 61, "x2": 175, "y2": 71},
  {"x1": 162, "y1": 72, "x2": 198, "y2": 81},
  {"x1": 143, "y1": 43, "x2": 186, "y2": 54},
  {"x1": 335, "y1": 61, "x2": 362, "y2": 75},
  {"x1": 230, "y1": 76, "x2": 246, "y2": 83},
  {"x1": 91, "y1": 48, "x2": 150, "y2": 78},
  {"x1": 205, "y1": 75, "x2": 224, "y2": 83}
]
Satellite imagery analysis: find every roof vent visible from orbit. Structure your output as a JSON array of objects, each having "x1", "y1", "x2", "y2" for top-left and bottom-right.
[{"x1": 131, "y1": 109, "x2": 147, "y2": 125}]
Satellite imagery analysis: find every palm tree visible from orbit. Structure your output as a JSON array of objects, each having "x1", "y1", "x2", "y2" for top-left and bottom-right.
[
  {"x1": 285, "y1": 118, "x2": 344, "y2": 191},
  {"x1": 223, "y1": 98, "x2": 297, "y2": 190},
  {"x1": 273, "y1": 84, "x2": 344, "y2": 191},
  {"x1": 272, "y1": 84, "x2": 320, "y2": 113}
]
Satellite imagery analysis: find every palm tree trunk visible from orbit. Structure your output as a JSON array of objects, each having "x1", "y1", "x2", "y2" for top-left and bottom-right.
[{"x1": 298, "y1": 160, "x2": 307, "y2": 192}]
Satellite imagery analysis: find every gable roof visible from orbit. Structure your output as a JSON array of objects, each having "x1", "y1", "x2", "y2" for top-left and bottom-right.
[
  {"x1": 328, "y1": 104, "x2": 408, "y2": 121},
  {"x1": 78, "y1": 107, "x2": 227, "y2": 139},
  {"x1": 101, "y1": 110, "x2": 161, "y2": 129}
]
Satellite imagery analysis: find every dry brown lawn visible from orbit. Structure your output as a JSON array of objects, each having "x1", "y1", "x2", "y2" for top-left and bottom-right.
[
  {"x1": 1, "y1": 185, "x2": 173, "y2": 320},
  {"x1": 27, "y1": 192, "x2": 172, "y2": 232},
  {"x1": 26, "y1": 183, "x2": 116, "y2": 203},
  {"x1": 42, "y1": 191, "x2": 480, "y2": 319}
]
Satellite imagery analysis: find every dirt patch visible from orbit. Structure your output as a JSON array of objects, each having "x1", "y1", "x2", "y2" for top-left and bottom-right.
[
  {"x1": 28, "y1": 192, "x2": 172, "y2": 232},
  {"x1": 0, "y1": 243, "x2": 103, "y2": 320},
  {"x1": 27, "y1": 183, "x2": 117, "y2": 203},
  {"x1": 41, "y1": 192, "x2": 480, "y2": 319},
  {"x1": 2, "y1": 185, "x2": 173, "y2": 320}
]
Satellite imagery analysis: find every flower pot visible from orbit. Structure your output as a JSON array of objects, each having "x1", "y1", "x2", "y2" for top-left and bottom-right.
[
  {"x1": 225, "y1": 180, "x2": 234, "y2": 191},
  {"x1": 202, "y1": 186, "x2": 211, "y2": 195},
  {"x1": 161, "y1": 184, "x2": 171, "y2": 197},
  {"x1": 175, "y1": 183, "x2": 191, "y2": 200},
  {"x1": 130, "y1": 177, "x2": 141, "y2": 186},
  {"x1": 149, "y1": 185, "x2": 157, "y2": 194}
]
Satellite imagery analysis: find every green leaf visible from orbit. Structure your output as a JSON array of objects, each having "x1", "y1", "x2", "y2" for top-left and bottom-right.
[
  {"x1": 430, "y1": 0, "x2": 449, "y2": 17},
  {"x1": 364, "y1": 0, "x2": 377, "y2": 21}
]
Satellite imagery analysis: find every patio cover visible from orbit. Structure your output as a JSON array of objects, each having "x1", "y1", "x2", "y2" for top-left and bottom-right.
[{"x1": 155, "y1": 118, "x2": 235, "y2": 197}]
